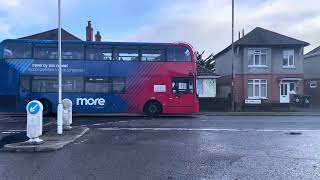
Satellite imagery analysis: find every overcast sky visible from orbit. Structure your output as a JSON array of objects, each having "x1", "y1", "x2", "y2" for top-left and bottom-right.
[{"x1": 0, "y1": 0, "x2": 319, "y2": 54}]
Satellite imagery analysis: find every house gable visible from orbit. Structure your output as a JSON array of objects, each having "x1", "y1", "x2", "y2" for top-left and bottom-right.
[
  {"x1": 19, "y1": 28, "x2": 81, "y2": 41},
  {"x1": 213, "y1": 27, "x2": 309, "y2": 60}
]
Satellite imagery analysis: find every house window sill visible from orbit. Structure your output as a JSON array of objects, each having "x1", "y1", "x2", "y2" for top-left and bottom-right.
[
  {"x1": 247, "y1": 97, "x2": 268, "y2": 100},
  {"x1": 248, "y1": 65, "x2": 268, "y2": 68},
  {"x1": 282, "y1": 66, "x2": 296, "y2": 69}
]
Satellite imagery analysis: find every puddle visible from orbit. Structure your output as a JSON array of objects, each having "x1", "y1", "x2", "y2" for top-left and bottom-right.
[
  {"x1": 0, "y1": 133, "x2": 28, "y2": 148},
  {"x1": 284, "y1": 132, "x2": 302, "y2": 135}
]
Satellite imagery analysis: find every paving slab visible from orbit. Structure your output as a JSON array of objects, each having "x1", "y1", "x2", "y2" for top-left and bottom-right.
[{"x1": 3, "y1": 126, "x2": 89, "y2": 152}]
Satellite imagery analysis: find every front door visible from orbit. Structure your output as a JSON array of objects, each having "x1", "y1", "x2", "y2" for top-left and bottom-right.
[{"x1": 280, "y1": 82, "x2": 290, "y2": 103}]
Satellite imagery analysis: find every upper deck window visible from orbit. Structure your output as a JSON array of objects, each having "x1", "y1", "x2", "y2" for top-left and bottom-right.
[
  {"x1": 3, "y1": 42, "x2": 32, "y2": 59},
  {"x1": 167, "y1": 46, "x2": 192, "y2": 62},
  {"x1": 141, "y1": 47, "x2": 165, "y2": 61},
  {"x1": 34, "y1": 43, "x2": 84, "y2": 60},
  {"x1": 86, "y1": 45, "x2": 112, "y2": 60},
  {"x1": 113, "y1": 47, "x2": 139, "y2": 61}
]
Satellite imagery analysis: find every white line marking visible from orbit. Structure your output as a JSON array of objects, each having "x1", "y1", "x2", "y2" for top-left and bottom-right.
[
  {"x1": 98, "y1": 127, "x2": 320, "y2": 132},
  {"x1": 0, "y1": 117, "x2": 13, "y2": 121},
  {"x1": 93, "y1": 123, "x2": 105, "y2": 126},
  {"x1": 1, "y1": 130, "x2": 25, "y2": 134},
  {"x1": 7, "y1": 129, "x2": 25, "y2": 132},
  {"x1": 43, "y1": 121, "x2": 54, "y2": 127}
]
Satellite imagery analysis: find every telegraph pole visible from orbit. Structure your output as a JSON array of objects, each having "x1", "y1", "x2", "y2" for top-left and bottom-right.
[
  {"x1": 231, "y1": 0, "x2": 235, "y2": 111},
  {"x1": 57, "y1": 0, "x2": 63, "y2": 134}
]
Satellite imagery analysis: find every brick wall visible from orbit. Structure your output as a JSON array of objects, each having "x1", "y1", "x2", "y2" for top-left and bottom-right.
[
  {"x1": 304, "y1": 79, "x2": 320, "y2": 104},
  {"x1": 233, "y1": 74, "x2": 304, "y2": 105}
]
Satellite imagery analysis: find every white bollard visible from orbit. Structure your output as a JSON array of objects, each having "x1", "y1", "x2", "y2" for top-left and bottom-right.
[
  {"x1": 26, "y1": 100, "x2": 44, "y2": 144},
  {"x1": 62, "y1": 99, "x2": 73, "y2": 130}
]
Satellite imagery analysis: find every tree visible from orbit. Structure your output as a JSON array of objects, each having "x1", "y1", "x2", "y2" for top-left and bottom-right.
[{"x1": 195, "y1": 51, "x2": 215, "y2": 71}]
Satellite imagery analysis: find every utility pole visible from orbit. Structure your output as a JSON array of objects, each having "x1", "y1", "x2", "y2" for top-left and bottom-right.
[
  {"x1": 57, "y1": 0, "x2": 63, "y2": 134},
  {"x1": 231, "y1": 0, "x2": 235, "y2": 111}
]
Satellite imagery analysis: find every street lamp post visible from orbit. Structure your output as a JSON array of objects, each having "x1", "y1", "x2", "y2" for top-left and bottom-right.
[
  {"x1": 57, "y1": 0, "x2": 63, "y2": 134},
  {"x1": 231, "y1": 0, "x2": 235, "y2": 112}
]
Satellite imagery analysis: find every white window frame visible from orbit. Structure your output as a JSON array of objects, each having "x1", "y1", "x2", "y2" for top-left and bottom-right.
[
  {"x1": 310, "y1": 81, "x2": 317, "y2": 88},
  {"x1": 248, "y1": 79, "x2": 267, "y2": 99},
  {"x1": 248, "y1": 49, "x2": 268, "y2": 67},
  {"x1": 283, "y1": 50, "x2": 295, "y2": 68}
]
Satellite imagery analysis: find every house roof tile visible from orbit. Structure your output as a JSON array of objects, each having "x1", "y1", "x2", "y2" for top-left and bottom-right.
[
  {"x1": 19, "y1": 28, "x2": 81, "y2": 41},
  {"x1": 197, "y1": 65, "x2": 220, "y2": 77},
  {"x1": 213, "y1": 27, "x2": 309, "y2": 59}
]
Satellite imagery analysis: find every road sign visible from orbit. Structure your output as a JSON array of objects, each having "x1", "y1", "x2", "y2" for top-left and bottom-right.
[
  {"x1": 27, "y1": 101, "x2": 41, "y2": 115},
  {"x1": 26, "y1": 100, "x2": 44, "y2": 144}
]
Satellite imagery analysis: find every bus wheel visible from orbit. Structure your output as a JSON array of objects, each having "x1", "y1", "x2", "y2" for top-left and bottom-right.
[
  {"x1": 39, "y1": 99, "x2": 52, "y2": 117},
  {"x1": 144, "y1": 101, "x2": 162, "y2": 117}
]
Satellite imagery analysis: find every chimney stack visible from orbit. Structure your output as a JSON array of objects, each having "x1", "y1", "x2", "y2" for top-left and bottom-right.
[
  {"x1": 238, "y1": 31, "x2": 241, "y2": 40},
  {"x1": 95, "y1": 31, "x2": 101, "y2": 42},
  {"x1": 242, "y1": 29, "x2": 245, "y2": 37},
  {"x1": 86, "y1": 21, "x2": 93, "y2": 41}
]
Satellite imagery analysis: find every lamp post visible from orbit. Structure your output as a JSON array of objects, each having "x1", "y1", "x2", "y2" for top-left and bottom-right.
[
  {"x1": 57, "y1": 0, "x2": 63, "y2": 134},
  {"x1": 231, "y1": 0, "x2": 235, "y2": 111}
]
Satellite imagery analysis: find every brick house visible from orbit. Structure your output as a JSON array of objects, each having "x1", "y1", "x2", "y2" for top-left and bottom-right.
[
  {"x1": 214, "y1": 27, "x2": 309, "y2": 109},
  {"x1": 304, "y1": 46, "x2": 320, "y2": 105}
]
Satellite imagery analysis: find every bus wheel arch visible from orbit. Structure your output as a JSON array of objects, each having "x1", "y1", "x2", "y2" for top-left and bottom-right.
[
  {"x1": 143, "y1": 100, "x2": 163, "y2": 117},
  {"x1": 37, "y1": 98, "x2": 52, "y2": 116}
]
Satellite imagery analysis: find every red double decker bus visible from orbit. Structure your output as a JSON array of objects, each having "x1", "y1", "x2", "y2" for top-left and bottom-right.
[{"x1": 0, "y1": 39, "x2": 199, "y2": 116}]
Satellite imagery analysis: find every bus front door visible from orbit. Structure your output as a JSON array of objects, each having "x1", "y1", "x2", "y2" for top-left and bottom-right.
[{"x1": 167, "y1": 77, "x2": 195, "y2": 113}]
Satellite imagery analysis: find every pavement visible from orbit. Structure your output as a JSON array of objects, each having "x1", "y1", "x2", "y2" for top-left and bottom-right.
[
  {"x1": 3, "y1": 126, "x2": 89, "y2": 152},
  {"x1": 1, "y1": 114, "x2": 320, "y2": 179},
  {"x1": 198, "y1": 111, "x2": 320, "y2": 116}
]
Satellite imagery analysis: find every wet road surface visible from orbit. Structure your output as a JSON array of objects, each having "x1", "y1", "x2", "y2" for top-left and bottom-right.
[{"x1": 1, "y1": 115, "x2": 320, "y2": 180}]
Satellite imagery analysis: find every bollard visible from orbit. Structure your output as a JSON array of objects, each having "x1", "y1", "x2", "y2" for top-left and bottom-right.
[
  {"x1": 62, "y1": 99, "x2": 73, "y2": 130},
  {"x1": 26, "y1": 100, "x2": 44, "y2": 144}
]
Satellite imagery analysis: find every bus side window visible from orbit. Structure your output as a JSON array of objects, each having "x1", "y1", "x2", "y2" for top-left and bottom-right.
[
  {"x1": 62, "y1": 44, "x2": 84, "y2": 60},
  {"x1": 4, "y1": 42, "x2": 32, "y2": 59},
  {"x1": 141, "y1": 48, "x2": 165, "y2": 61},
  {"x1": 167, "y1": 46, "x2": 192, "y2": 62},
  {"x1": 112, "y1": 77, "x2": 126, "y2": 94},
  {"x1": 31, "y1": 77, "x2": 83, "y2": 93},
  {"x1": 85, "y1": 77, "x2": 111, "y2": 93},
  {"x1": 86, "y1": 45, "x2": 112, "y2": 60},
  {"x1": 34, "y1": 44, "x2": 58, "y2": 60},
  {"x1": 172, "y1": 77, "x2": 194, "y2": 94},
  {"x1": 114, "y1": 47, "x2": 139, "y2": 61},
  {"x1": 20, "y1": 76, "x2": 31, "y2": 91},
  {"x1": 34, "y1": 43, "x2": 84, "y2": 60}
]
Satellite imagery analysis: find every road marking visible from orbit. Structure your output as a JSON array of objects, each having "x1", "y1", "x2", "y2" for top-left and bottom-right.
[
  {"x1": 98, "y1": 127, "x2": 320, "y2": 132},
  {"x1": 1, "y1": 129, "x2": 25, "y2": 134},
  {"x1": 0, "y1": 117, "x2": 13, "y2": 121},
  {"x1": 43, "y1": 121, "x2": 54, "y2": 127},
  {"x1": 1, "y1": 131, "x2": 22, "y2": 134}
]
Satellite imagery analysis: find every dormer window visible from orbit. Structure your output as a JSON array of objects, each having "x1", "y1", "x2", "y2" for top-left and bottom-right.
[{"x1": 248, "y1": 49, "x2": 267, "y2": 67}]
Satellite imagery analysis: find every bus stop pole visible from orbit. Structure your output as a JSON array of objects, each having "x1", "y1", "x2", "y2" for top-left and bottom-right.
[{"x1": 57, "y1": 0, "x2": 63, "y2": 134}]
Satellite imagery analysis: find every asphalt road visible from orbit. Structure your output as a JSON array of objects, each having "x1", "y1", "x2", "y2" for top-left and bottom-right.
[{"x1": 1, "y1": 115, "x2": 320, "y2": 180}]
